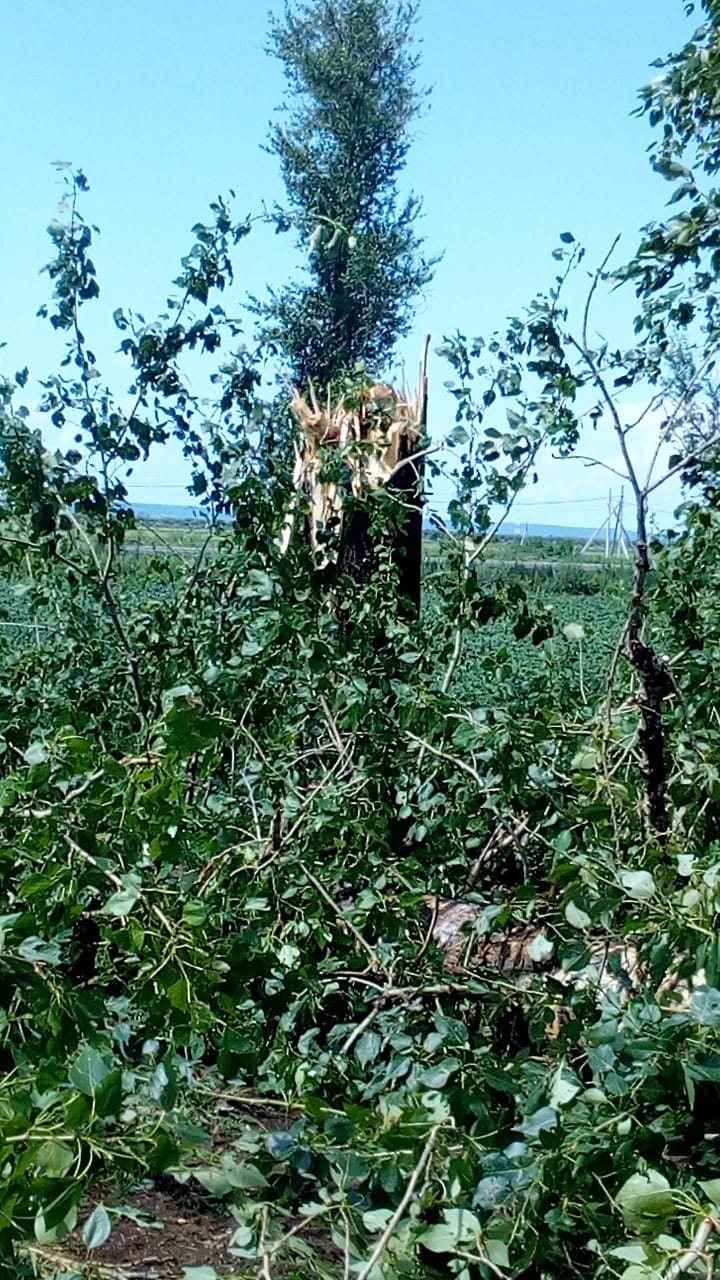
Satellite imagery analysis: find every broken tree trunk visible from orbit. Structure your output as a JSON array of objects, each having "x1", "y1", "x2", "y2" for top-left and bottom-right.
[
  {"x1": 281, "y1": 340, "x2": 429, "y2": 620},
  {"x1": 626, "y1": 508, "x2": 675, "y2": 841}
]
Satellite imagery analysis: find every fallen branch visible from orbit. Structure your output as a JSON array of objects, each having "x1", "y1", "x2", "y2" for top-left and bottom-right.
[
  {"x1": 407, "y1": 732, "x2": 490, "y2": 791},
  {"x1": 297, "y1": 858, "x2": 383, "y2": 972},
  {"x1": 664, "y1": 1215, "x2": 717, "y2": 1279},
  {"x1": 340, "y1": 1006, "x2": 380, "y2": 1057},
  {"x1": 464, "y1": 816, "x2": 528, "y2": 892},
  {"x1": 355, "y1": 1125, "x2": 441, "y2": 1280}
]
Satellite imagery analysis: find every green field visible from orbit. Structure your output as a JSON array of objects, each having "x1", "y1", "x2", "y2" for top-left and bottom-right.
[{"x1": 1, "y1": 527, "x2": 632, "y2": 716}]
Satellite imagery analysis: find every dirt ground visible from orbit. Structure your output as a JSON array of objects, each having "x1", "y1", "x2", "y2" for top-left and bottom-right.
[
  {"x1": 32, "y1": 1175, "x2": 243, "y2": 1278},
  {"x1": 29, "y1": 1171, "x2": 341, "y2": 1279},
  {"x1": 25, "y1": 1099, "x2": 342, "y2": 1279}
]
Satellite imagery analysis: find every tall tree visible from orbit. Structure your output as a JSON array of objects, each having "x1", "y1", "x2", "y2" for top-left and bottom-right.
[
  {"x1": 620, "y1": 3, "x2": 720, "y2": 496},
  {"x1": 263, "y1": 0, "x2": 435, "y2": 391},
  {"x1": 624, "y1": 2, "x2": 720, "y2": 307}
]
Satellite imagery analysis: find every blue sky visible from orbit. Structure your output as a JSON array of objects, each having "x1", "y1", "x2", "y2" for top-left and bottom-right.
[{"x1": 0, "y1": 0, "x2": 695, "y2": 529}]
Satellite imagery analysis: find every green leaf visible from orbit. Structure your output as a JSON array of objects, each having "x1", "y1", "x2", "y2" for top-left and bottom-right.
[
  {"x1": 355, "y1": 1030, "x2": 382, "y2": 1068},
  {"x1": 35, "y1": 1140, "x2": 75, "y2": 1177},
  {"x1": 362, "y1": 1208, "x2": 394, "y2": 1232},
  {"x1": 18, "y1": 936, "x2": 61, "y2": 965},
  {"x1": 34, "y1": 1203, "x2": 78, "y2": 1246},
  {"x1": 194, "y1": 1158, "x2": 269, "y2": 1196},
  {"x1": 161, "y1": 683, "x2": 195, "y2": 711},
  {"x1": 23, "y1": 740, "x2": 48, "y2": 765},
  {"x1": 609, "y1": 1243, "x2": 648, "y2": 1262},
  {"x1": 690, "y1": 988, "x2": 720, "y2": 1025},
  {"x1": 82, "y1": 1204, "x2": 112, "y2": 1249},
  {"x1": 655, "y1": 1235, "x2": 682, "y2": 1252},
  {"x1": 182, "y1": 900, "x2": 208, "y2": 927},
  {"x1": 700, "y1": 1178, "x2": 720, "y2": 1207},
  {"x1": 549, "y1": 1067, "x2": 580, "y2": 1108},
  {"x1": 101, "y1": 872, "x2": 142, "y2": 918},
  {"x1": 193, "y1": 1168, "x2": 234, "y2": 1196},
  {"x1": 68, "y1": 1045, "x2": 112, "y2": 1097},
  {"x1": 239, "y1": 569, "x2": 275, "y2": 600},
  {"x1": 419, "y1": 1060, "x2": 460, "y2": 1089},
  {"x1": 515, "y1": 1105, "x2": 558, "y2": 1137},
  {"x1": 418, "y1": 1207, "x2": 481, "y2": 1253},
  {"x1": 616, "y1": 1172, "x2": 675, "y2": 1233},
  {"x1": 277, "y1": 943, "x2": 300, "y2": 969},
  {"x1": 565, "y1": 901, "x2": 591, "y2": 929},
  {"x1": 527, "y1": 931, "x2": 554, "y2": 963},
  {"x1": 485, "y1": 1238, "x2": 510, "y2": 1268},
  {"x1": 571, "y1": 747, "x2": 598, "y2": 771},
  {"x1": 226, "y1": 1161, "x2": 269, "y2": 1190},
  {"x1": 619, "y1": 870, "x2": 656, "y2": 901}
]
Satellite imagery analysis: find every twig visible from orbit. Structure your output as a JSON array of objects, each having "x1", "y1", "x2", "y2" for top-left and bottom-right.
[
  {"x1": 241, "y1": 772, "x2": 263, "y2": 843},
  {"x1": 664, "y1": 1216, "x2": 717, "y2": 1279},
  {"x1": 407, "y1": 732, "x2": 489, "y2": 791},
  {"x1": 297, "y1": 859, "x2": 382, "y2": 971},
  {"x1": 454, "y1": 1246, "x2": 508, "y2": 1278},
  {"x1": 572, "y1": 454, "x2": 629, "y2": 482},
  {"x1": 582, "y1": 236, "x2": 621, "y2": 352},
  {"x1": 60, "y1": 770, "x2": 105, "y2": 803},
  {"x1": 0, "y1": 531, "x2": 88, "y2": 577},
  {"x1": 176, "y1": 522, "x2": 216, "y2": 614},
  {"x1": 414, "y1": 895, "x2": 440, "y2": 962},
  {"x1": 193, "y1": 1088, "x2": 305, "y2": 1111},
  {"x1": 647, "y1": 427, "x2": 720, "y2": 495},
  {"x1": 436, "y1": 444, "x2": 544, "y2": 703},
  {"x1": 25, "y1": 1244, "x2": 163, "y2": 1280},
  {"x1": 319, "y1": 693, "x2": 345, "y2": 757},
  {"x1": 59, "y1": 498, "x2": 146, "y2": 712},
  {"x1": 340, "y1": 1007, "x2": 379, "y2": 1057},
  {"x1": 643, "y1": 346, "x2": 718, "y2": 490},
  {"x1": 567, "y1": 332, "x2": 642, "y2": 499},
  {"x1": 133, "y1": 519, "x2": 197, "y2": 564},
  {"x1": 258, "y1": 1205, "x2": 273, "y2": 1280},
  {"x1": 378, "y1": 982, "x2": 488, "y2": 997},
  {"x1": 254, "y1": 745, "x2": 358, "y2": 872},
  {"x1": 464, "y1": 817, "x2": 527, "y2": 893},
  {"x1": 341, "y1": 1206, "x2": 352, "y2": 1280},
  {"x1": 64, "y1": 834, "x2": 175, "y2": 937},
  {"x1": 386, "y1": 441, "x2": 441, "y2": 482},
  {"x1": 355, "y1": 1126, "x2": 440, "y2": 1280},
  {"x1": 64, "y1": 833, "x2": 123, "y2": 891},
  {"x1": 0, "y1": 621, "x2": 55, "y2": 631}
]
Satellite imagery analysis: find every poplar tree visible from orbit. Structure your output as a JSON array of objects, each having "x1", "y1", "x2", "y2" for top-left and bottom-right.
[{"x1": 263, "y1": 0, "x2": 434, "y2": 391}]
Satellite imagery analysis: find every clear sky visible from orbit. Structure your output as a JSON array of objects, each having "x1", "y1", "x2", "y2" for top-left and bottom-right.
[{"x1": 0, "y1": 0, "x2": 696, "y2": 531}]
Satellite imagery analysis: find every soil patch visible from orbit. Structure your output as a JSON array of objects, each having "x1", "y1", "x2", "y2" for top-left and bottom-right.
[{"x1": 32, "y1": 1176, "x2": 241, "y2": 1278}]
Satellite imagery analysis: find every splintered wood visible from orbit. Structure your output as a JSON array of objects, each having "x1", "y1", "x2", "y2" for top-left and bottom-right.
[
  {"x1": 280, "y1": 379, "x2": 423, "y2": 564},
  {"x1": 425, "y1": 895, "x2": 705, "y2": 1015}
]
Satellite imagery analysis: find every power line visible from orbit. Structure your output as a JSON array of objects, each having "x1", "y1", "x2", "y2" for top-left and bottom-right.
[{"x1": 512, "y1": 497, "x2": 607, "y2": 507}]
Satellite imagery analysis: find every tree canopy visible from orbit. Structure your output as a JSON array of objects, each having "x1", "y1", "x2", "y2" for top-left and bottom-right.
[
  {"x1": 625, "y1": 0, "x2": 720, "y2": 311},
  {"x1": 261, "y1": 0, "x2": 435, "y2": 391}
]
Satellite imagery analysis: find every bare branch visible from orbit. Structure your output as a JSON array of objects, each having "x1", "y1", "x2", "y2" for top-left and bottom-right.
[
  {"x1": 664, "y1": 1216, "x2": 716, "y2": 1279},
  {"x1": 647, "y1": 427, "x2": 720, "y2": 496},
  {"x1": 355, "y1": 1126, "x2": 441, "y2": 1280},
  {"x1": 581, "y1": 234, "x2": 621, "y2": 353},
  {"x1": 407, "y1": 732, "x2": 491, "y2": 792}
]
